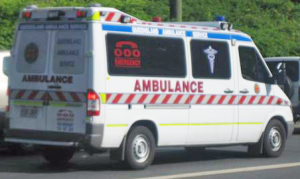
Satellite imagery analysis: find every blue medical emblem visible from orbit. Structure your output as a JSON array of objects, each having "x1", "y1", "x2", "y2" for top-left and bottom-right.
[{"x1": 203, "y1": 46, "x2": 218, "y2": 74}]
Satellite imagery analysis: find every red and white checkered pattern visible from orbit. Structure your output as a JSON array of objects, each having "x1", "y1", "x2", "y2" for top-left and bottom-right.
[
  {"x1": 10, "y1": 89, "x2": 86, "y2": 102},
  {"x1": 105, "y1": 93, "x2": 289, "y2": 106},
  {"x1": 103, "y1": 11, "x2": 139, "y2": 23}
]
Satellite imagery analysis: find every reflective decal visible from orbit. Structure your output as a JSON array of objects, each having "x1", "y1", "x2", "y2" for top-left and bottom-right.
[
  {"x1": 203, "y1": 46, "x2": 218, "y2": 74},
  {"x1": 24, "y1": 43, "x2": 39, "y2": 64},
  {"x1": 114, "y1": 41, "x2": 141, "y2": 68}
]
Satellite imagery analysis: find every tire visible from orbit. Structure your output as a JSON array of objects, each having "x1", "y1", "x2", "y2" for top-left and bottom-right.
[
  {"x1": 263, "y1": 119, "x2": 286, "y2": 157},
  {"x1": 41, "y1": 146, "x2": 75, "y2": 165},
  {"x1": 185, "y1": 147, "x2": 206, "y2": 154},
  {"x1": 125, "y1": 126, "x2": 156, "y2": 170}
]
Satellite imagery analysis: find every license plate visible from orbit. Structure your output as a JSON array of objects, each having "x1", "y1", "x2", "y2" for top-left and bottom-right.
[{"x1": 20, "y1": 107, "x2": 38, "y2": 118}]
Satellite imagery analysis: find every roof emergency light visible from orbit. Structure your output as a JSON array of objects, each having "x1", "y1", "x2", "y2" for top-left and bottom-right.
[
  {"x1": 214, "y1": 15, "x2": 226, "y2": 22},
  {"x1": 22, "y1": 11, "x2": 32, "y2": 19},
  {"x1": 76, "y1": 11, "x2": 87, "y2": 18},
  {"x1": 152, "y1": 16, "x2": 163, "y2": 22}
]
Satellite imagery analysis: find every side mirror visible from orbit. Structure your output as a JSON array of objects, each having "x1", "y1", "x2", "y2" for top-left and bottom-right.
[
  {"x1": 275, "y1": 62, "x2": 286, "y2": 86},
  {"x1": 3, "y1": 56, "x2": 11, "y2": 76}
]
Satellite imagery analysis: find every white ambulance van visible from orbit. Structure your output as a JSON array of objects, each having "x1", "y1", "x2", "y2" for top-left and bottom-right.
[{"x1": 4, "y1": 4, "x2": 294, "y2": 169}]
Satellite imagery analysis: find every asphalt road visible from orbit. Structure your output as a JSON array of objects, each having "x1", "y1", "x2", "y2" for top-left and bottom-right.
[{"x1": 1, "y1": 130, "x2": 300, "y2": 179}]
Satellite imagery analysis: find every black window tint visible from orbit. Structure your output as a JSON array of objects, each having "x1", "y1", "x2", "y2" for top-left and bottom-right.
[
  {"x1": 239, "y1": 47, "x2": 269, "y2": 83},
  {"x1": 266, "y1": 61, "x2": 299, "y2": 82},
  {"x1": 106, "y1": 34, "x2": 186, "y2": 77},
  {"x1": 191, "y1": 40, "x2": 231, "y2": 79}
]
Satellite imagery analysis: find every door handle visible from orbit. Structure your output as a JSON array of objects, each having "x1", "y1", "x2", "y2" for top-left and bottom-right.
[
  {"x1": 224, "y1": 89, "x2": 234, "y2": 94},
  {"x1": 239, "y1": 89, "x2": 249, "y2": 94}
]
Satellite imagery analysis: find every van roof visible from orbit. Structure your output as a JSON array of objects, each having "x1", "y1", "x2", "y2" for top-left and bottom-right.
[{"x1": 20, "y1": 6, "x2": 251, "y2": 39}]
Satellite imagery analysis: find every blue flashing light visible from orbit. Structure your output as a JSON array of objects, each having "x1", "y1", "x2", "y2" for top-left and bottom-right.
[{"x1": 214, "y1": 15, "x2": 226, "y2": 22}]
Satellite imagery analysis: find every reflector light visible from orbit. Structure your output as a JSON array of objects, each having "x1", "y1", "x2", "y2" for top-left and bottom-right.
[
  {"x1": 22, "y1": 11, "x2": 32, "y2": 19},
  {"x1": 152, "y1": 16, "x2": 163, "y2": 22},
  {"x1": 87, "y1": 90, "x2": 100, "y2": 116},
  {"x1": 77, "y1": 11, "x2": 87, "y2": 18}
]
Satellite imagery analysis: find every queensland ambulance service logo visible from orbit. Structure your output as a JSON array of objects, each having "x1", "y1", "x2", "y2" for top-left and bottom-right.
[
  {"x1": 24, "y1": 42, "x2": 39, "y2": 64},
  {"x1": 203, "y1": 46, "x2": 218, "y2": 74},
  {"x1": 114, "y1": 41, "x2": 141, "y2": 68}
]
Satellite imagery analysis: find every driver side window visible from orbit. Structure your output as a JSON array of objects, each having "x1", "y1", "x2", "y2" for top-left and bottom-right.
[{"x1": 239, "y1": 46, "x2": 270, "y2": 83}]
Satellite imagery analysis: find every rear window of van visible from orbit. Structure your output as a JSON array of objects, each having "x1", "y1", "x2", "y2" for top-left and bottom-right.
[
  {"x1": 16, "y1": 31, "x2": 48, "y2": 74},
  {"x1": 106, "y1": 34, "x2": 186, "y2": 77}
]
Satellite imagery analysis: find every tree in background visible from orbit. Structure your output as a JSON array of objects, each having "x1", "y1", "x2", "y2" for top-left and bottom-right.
[{"x1": 0, "y1": 0, "x2": 300, "y2": 57}]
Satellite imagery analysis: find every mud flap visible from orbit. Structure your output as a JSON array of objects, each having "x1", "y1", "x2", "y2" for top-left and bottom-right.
[
  {"x1": 110, "y1": 135, "x2": 126, "y2": 161},
  {"x1": 247, "y1": 132, "x2": 264, "y2": 156}
]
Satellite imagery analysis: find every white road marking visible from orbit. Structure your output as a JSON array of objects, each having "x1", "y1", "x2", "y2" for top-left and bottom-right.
[{"x1": 137, "y1": 162, "x2": 300, "y2": 179}]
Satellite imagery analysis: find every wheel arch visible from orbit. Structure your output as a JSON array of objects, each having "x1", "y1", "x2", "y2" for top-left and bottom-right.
[
  {"x1": 265, "y1": 115, "x2": 288, "y2": 138},
  {"x1": 128, "y1": 119, "x2": 159, "y2": 145}
]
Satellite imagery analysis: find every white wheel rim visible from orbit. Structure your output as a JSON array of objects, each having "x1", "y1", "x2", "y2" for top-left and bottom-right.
[
  {"x1": 132, "y1": 134, "x2": 150, "y2": 163},
  {"x1": 268, "y1": 127, "x2": 282, "y2": 152}
]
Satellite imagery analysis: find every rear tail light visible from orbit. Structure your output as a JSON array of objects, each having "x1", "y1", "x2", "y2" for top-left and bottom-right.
[
  {"x1": 22, "y1": 11, "x2": 32, "y2": 19},
  {"x1": 87, "y1": 90, "x2": 100, "y2": 116},
  {"x1": 76, "y1": 11, "x2": 87, "y2": 18},
  {"x1": 5, "y1": 106, "x2": 10, "y2": 112}
]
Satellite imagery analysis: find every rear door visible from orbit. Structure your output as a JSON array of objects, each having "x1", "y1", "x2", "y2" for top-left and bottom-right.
[
  {"x1": 10, "y1": 28, "x2": 50, "y2": 131},
  {"x1": 46, "y1": 28, "x2": 88, "y2": 134},
  {"x1": 10, "y1": 23, "x2": 88, "y2": 134}
]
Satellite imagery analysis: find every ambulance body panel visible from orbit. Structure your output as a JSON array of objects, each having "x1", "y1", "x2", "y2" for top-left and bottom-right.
[{"x1": 4, "y1": 6, "x2": 294, "y2": 169}]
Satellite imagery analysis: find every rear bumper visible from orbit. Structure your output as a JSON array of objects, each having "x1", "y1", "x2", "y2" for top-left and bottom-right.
[{"x1": 4, "y1": 123, "x2": 104, "y2": 148}]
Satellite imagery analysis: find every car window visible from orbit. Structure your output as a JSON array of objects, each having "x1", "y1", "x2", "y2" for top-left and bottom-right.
[
  {"x1": 191, "y1": 40, "x2": 231, "y2": 79},
  {"x1": 239, "y1": 46, "x2": 269, "y2": 83},
  {"x1": 106, "y1": 34, "x2": 186, "y2": 77},
  {"x1": 16, "y1": 31, "x2": 48, "y2": 74},
  {"x1": 53, "y1": 31, "x2": 85, "y2": 74}
]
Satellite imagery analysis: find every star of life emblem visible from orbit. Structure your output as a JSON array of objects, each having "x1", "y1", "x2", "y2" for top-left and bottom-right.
[{"x1": 203, "y1": 46, "x2": 218, "y2": 74}]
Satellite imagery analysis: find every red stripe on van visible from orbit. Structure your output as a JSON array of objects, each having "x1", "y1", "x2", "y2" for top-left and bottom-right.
[
  {"x1": 138, "y1": 94, "x2": 148, "y2": 104},
  {"x1": 56, "y1": 91, "x2": 67, "y2": 101},
  {"x1": 28, "y1": 91, "x2": 38, "y2": 100},
  {"x1": 267, "y1": 96, "x2": 275, "y2": 104},
  {"x1": 248, "y1": 96, "x2": 256, "y2": 104},
  {"x1": 112, "y1": 94, "x2": 122, "y2": 104},
  {"x1": 207, "y1": 95, "x2": 216, "y2": 104},
  {"x1": 174, "y1": 95, "x2": 183, "y2": 104},
  {"x1": 258, "y1": 96, "x2": 266, "y2": 104},
  {"x1": 185, "y1": 95, "x2": 194, "y2": 104},
  {"x1": 125, "y1": 94, "x2": 135, "y2": 104},
  {"x1": 238, "y1": 96, "x2": 246, "y2": 104},
  {"x1": 196, "y1": 95, "x2": 205, "y2": 104},
  {"x1": 218, "y1": 95, "x2": 226, "y2": 104},
  {"x1": 228, "y1": 95, "x2": 236, "y2": 105},
  {"x1": 150, "y1": 94, "x2": 160, "y2": 104},
  {"x1": 16, "y1": 90, "x2": 25, "y2": 99},
  {"x1": 162, "y1": 94, "x2": 172, "y2": 104},
  {"x1": 70, "y1": 92, "x2": 80, "y2": 102},
  {"x1": 106, "y1": 94, "x2": 112, "y2": 101},
  {"x1": 106, "y1": 12, "x2": 115, "y2": 21}
]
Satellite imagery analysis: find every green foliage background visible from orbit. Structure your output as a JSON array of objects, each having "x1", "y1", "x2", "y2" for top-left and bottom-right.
[{"x1": 0, "y1": 0, "x2": 299, "y2": 57}]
